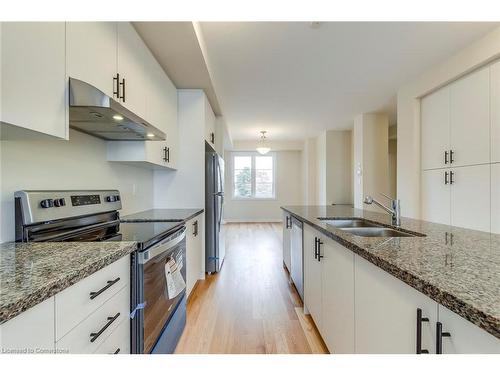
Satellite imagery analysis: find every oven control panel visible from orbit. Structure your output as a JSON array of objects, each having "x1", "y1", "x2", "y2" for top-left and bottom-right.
[{"x1": 15, "y1": 190, "x2": 123, "y2": 225}]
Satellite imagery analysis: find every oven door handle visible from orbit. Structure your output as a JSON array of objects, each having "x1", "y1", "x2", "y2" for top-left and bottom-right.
[{"x1": 139, "y1": 228, "x2": 186, "y2": 264}]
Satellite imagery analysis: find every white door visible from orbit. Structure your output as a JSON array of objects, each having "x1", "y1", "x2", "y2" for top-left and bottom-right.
[
  {"x1": 117, "y1": 22, "x2": 148, "y2": 119},
  {"x1": 321, "y1": 238, "x2": 355, "y2": 353},
  {"x1": 303, "y1": 224, "x2": 322, "y2": 329},
  {"x1": 421, "y1": 86, "x2": 450, "y2": 170},
  {"x1": 421, "y1": 169, "x2": 451, "y2": 225},
  {"x1": 450, "y1": 165, "x2": 490, "y2": 232},
  {"x1": 492, "y1": 163, "x2": 500, "y2": 234},
  {"x1": 66, "y1": 22, "x2": 117, "y2": 99},
  {"x1": 355, "y1": 255, "x2": 438, "y2": 354},
  {"x1": 490, "y1": 61, "x2": 500, "y2": 163},
  {"x1": 1, "y1": 22, "x2": 66, "y2": 139},
  {"x1": 437, "y1": 305, "x2": 500, "y2": 354},
  {"x1": 450, "y1": 66, "x2": 490, "y2": 167}
]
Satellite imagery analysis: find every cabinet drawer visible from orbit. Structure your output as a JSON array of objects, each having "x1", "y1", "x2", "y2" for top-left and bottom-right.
[
  {"x1": 93, "y1": 319, "x2": 130, "y2": 354},
  {"x1": 55, "y1": 256, "x2": 130, "y2": 340},
  {"x1": 56, "y1": 285, "x2": 129, "y2": 353}
]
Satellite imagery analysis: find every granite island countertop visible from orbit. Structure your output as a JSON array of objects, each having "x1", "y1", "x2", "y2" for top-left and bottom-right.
[
  {"x1": 281, "y1": 205, "x2": 500, "y2": 339},
  {"x1": 120, "y1": 208, "x2": 204, "y2": 223},
  {"x1": 0, "y1": 241, "x2": 137, "y2": 324}
]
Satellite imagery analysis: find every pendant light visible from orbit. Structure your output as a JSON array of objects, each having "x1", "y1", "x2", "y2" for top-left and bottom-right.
[{"x1": 256, "y1": 131, "x2": 271, "y2": 155}]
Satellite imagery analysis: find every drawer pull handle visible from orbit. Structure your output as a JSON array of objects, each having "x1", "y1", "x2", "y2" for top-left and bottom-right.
[
  {"x1": 90, "y1": 312, "x2": 120, "y2": 343},
  {"x1": 113, "y1": 348, "x2": 120, "y2": 354},
  {"x1": 90, "y1": 277, "x2": 121, "y2": 300},
  {"x1": 416, "y1": 308, "x2": 429, "y2": 354}
]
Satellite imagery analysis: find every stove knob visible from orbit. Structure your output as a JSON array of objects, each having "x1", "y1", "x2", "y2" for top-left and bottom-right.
[
  {"x1": 115, "y1": 195, "x2": 121, "y2": 201},
  {"x1": 59, "y1": 198, "x2": 66, "y2": 206},
  {"x1": 54, "y1": 198, "x2": 66, "y2": 207},
  {"x1": 40, "y1": 199, "x2": 54, "y2": 208},
  {"x1": 106, "y1": 196, "x2": 116, "y2": 202}
]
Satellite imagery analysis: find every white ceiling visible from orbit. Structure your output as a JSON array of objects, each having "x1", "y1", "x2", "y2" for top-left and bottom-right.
[{"x1": 199, "y1": 22, "x2": 498, "y2": 141}]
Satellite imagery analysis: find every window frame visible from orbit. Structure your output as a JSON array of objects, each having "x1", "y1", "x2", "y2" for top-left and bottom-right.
[{"x1": 230, "y1": 151, "x2": 277, "y2": 201}]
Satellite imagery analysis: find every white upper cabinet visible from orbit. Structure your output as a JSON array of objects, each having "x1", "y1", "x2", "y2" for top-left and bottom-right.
[
  {"x1": 204, "y1": 96, "x2": 216, "y2": 146},
  {"x1": 449, "y1": 66, "x2": 490, "y2": 167},
  {"x1": 421, "y1": 169, "x2": 451, "y2": 225},
  {"x1": 66, "y1": 22, "x2": 118, "y2": 99},
  {"x1": 1, "y1": 22, "x2": 67, "y2": 139},
  {"x1": 421, "y1": 86, "x2": 450, "y2": 170},
  {"x1": 490, "y1": 61, "x2": 500, "y2": 163},
  {"x1": 117, "y1": 22, "x2": 148, "y2": 119},
  {"x1": 450, "y1": 164, "x2": 490, "y2": 232}
]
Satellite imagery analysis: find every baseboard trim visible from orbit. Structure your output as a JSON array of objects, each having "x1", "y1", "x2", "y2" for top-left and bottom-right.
[{"x1": 224, "y1": 218, "x2": 282, "y2": 223}]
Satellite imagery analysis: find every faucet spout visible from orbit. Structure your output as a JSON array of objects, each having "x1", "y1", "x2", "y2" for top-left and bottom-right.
[{"x1": 364, "y1": 194, "x2": 401, "y2": 227}]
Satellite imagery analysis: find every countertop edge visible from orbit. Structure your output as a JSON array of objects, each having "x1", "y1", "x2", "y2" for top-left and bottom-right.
[
  {"x1": 281, "y1": 206, "x2": 500, "y2": 340},
  {"x1": 0, "y1": 242, "x2": 137, "y2": 325},
  {"x1": 119, "y1": 208, "x2": 204, "y2": 223}
]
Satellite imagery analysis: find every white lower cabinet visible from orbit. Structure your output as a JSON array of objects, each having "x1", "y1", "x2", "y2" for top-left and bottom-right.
[
  {"x1": 303, "y1": 224, "x2": 322, "y2": 329},
  {"x1": 0, "y1": 297, "x2": 55, "y2": 353},
  {"x1": 436, "y1": 305, "x2": 500, "y2": 354},
  {"x1": 93, "y1": 319, "x2": 130, "y2": 354},
  {"x1": 282, "y1": 211, "x2": 292, "y2": 272},
  {"x1": 186, "y1": 213, "x2": 204, "y2": 297},
  {"x1": 354, "y1": 255, "x2": 438, "y2": 354},
  {"x1": 321, "y1": 237, "x2": 355, "y2": 353}
]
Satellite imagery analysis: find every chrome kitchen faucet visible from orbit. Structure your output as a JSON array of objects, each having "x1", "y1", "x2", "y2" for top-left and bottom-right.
[{"x1": 364, "y1": 193, "x2": 401, "y2": 227}]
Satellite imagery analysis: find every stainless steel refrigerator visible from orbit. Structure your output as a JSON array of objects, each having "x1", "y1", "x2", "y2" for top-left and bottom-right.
[{"x1": 205, "y1": 143, "x2": 225, "y2": 273}]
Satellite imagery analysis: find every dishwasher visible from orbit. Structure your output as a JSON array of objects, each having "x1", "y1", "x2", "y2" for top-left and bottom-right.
[{"x1": 290, "y1": 216, "x2": 304, "y2": 301}]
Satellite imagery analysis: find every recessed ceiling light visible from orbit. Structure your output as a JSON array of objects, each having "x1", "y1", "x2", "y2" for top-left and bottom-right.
[
  {"x1": 113, "y1": 114, "x2": 124, "y2": 121},
  {"x1": 146, "y1": 133, "x2": 155, "y2": 138}
]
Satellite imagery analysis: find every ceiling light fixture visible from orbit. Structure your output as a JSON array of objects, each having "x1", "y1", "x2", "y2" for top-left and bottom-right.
[
  {"x1": 256, "y1": 131, "x2": 271, "y2": 155},
  {"x1": 113, "y1": 114, "x2": 124, "y2": 121},
  {"x1": 146, "y1": 133, "x2": 155, "y2": 138}
]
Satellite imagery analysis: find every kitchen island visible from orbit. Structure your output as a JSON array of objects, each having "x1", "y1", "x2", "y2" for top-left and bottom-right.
[{"x1": 281, "y1": 205, "x2": 500, "y2": 353}]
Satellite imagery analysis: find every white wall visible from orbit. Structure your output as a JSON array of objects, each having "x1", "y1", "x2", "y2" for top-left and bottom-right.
[
  {"x1": 388, "y1": 138, "x2": 397, "y2": 198},
  {"x1": 397, "y1": 25, "x2": 500, "y2": 219},
  {"x1": 302, "y1": 137, "x2": 317, "y2": 205},
  {"x1": 0, "y1": 129, "x2": 154, "y2": 242},
  {"x1": 325, "y1": 130, "x2": 352, "y2": 205},
  {"x1": 223, "y1": 150, "x2": 303, "y2": 222},
  {"x1": 316, "y1": 132, "x2": 327, "y2": 205},
  {"x1": 353, "y1": 113, "x2": 389, "y2": 212}
]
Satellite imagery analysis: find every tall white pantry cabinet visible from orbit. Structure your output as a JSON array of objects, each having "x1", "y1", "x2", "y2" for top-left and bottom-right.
[{"x1": 421, "y1": 62, "x2": 500, "y2": 233}]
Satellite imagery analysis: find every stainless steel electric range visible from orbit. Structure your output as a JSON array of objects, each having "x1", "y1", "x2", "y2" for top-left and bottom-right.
[{"x1": 14, "y1": 190, "x2": 187, "y2": 354}]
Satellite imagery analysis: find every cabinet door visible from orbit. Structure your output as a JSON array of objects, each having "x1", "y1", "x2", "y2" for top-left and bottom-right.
[
  {"x1": 355, "y1": 255, "x2": 438, "y2": 354},
  {"x1": 186, "y1": 214, "x2": 204, "y2": 297},
  {"x1": 492, "y1": 61, "x2": 500, "y2": 163},
  {"x1": 450, "y1": 66, "x2": 490, "y2": 167},
  {"x1": 492, "y1": 164, "x2": 500, "y2": 234},
  {"x1": 1, "y1": 22, "x2": 66, "y2": 139},
  {"x1": 321, "y1": 238, "x2": 355, "y2": 353},
  {"x1": 282, "y1": 211, "x2": 291, "y2": 272},
  {"x1": 66, "y1": 22, "x2": 117, "y2": 99},
  {"x1": 438, "y1": 305, "x2": 500, "y2": 354},
  {"x1": 421, "y1": 169, "x2": 450, "y2": 225},
  {"x1": 450, "y1": 164, "x2": 490, "y2": 232},
  {"x1": 117, "y1": 22, "x2": 148, "y2": 119},
  {"x1": 0, "y1": 297, "x2": 55, "y2": 353},
  {"x1": 421, "y1": 86, "x2": 450, "y2": 170},
  {"x1": 303, "y1": 224, "x2": 322, "y2": 329}
]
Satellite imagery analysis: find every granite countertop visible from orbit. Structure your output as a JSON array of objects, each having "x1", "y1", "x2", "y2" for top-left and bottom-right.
[
  {"x1": 281, "y1": 205, "x2": 500, "y2": 339},
  {"x1": 0, "y1": 241, "x2": 137, "y2": 324},
  {"x1": 120, "y1": 208, "x2": 204, "y2": 223}
]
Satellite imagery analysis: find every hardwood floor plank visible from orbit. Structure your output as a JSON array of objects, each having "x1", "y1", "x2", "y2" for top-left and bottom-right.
[{"x1": 175, "y1": 222, "x2": 327, "y2": 354}]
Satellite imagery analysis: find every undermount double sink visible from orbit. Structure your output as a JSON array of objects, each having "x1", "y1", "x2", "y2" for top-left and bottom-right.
[{"x1": 318, "y1": 218, "x2": 418, "y2": 238}]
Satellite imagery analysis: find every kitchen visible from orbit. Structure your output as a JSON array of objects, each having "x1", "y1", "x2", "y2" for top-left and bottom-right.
[{"x1": 0, "y1": 7, "x2": 500, "y2": 372}]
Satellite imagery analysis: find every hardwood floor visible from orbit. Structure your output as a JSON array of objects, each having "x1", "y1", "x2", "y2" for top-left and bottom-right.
[{"x1": 175, "y1": 222, "x2": 328, "y2": 354}]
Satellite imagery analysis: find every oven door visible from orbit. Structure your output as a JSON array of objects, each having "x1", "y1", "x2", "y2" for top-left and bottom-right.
[{"x1": 137, "y1": 228, "x2": 186, "y2": 354}]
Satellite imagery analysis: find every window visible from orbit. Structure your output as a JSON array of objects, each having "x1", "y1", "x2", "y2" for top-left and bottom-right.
[{"x1": 232, "y1": 152, "x2": 276, "y2": 199}]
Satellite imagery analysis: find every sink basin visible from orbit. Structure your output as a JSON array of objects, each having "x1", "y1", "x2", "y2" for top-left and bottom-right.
[
  {"x1": 338, "y1": 227, "x2": 415, "y2": 237},
  {"x1": 318, "y1": 219, "x2": 382, "y2": 228}
]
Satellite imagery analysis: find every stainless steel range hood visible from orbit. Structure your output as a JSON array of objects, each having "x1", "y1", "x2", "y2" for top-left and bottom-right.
[{"x1": 69, "y1": 78, "x2": 165, "y2": 141}]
